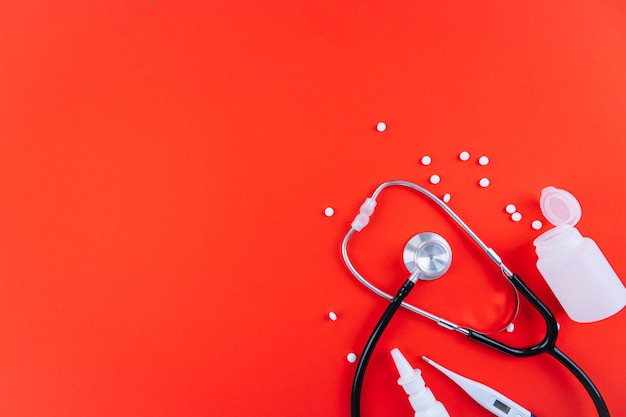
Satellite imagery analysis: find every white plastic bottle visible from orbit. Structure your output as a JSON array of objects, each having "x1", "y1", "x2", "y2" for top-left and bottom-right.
[
  {"x1": 533, "y1": 186, "x2": 626, "y2": 323},
  {"x1": 390, "y1": 348, "x2": 450, "y2": 417}
]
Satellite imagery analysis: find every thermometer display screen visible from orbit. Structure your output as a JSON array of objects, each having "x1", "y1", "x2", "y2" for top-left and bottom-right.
[{"x1": 493, "y1": 399, "x2": 511, "y2": 414}]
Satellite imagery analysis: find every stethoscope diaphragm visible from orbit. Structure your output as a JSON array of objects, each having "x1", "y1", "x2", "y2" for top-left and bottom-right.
[{"x1": 402, "y1": 232, "x2": 452, "y2": 281}]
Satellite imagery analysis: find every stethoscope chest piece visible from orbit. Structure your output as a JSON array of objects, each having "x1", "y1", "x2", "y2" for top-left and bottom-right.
[{"x1": 403, "y1": 232, "x2": 452, "y2": 280}]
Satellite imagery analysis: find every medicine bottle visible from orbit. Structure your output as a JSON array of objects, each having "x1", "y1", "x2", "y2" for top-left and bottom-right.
[
  {"x1": 390, "y1": 348, "x2": 450, "y2": 417},
  {"x1": 533, "y1": 186, "x2": 626, "y2": 323}
]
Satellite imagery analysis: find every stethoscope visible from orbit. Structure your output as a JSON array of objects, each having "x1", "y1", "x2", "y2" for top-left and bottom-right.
[{"x1": 342, "y1": 180, "x2": 610, "y2": 417}]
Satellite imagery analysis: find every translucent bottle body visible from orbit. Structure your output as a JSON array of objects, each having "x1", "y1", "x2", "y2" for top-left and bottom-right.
[{"x1": 534, "y1": 225, "x2": 626, "y2": 323}]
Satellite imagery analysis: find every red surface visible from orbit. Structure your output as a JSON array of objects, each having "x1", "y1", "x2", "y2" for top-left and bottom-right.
[{"x1": 1, "y1": 1, "x2": 626, "y2": 416}]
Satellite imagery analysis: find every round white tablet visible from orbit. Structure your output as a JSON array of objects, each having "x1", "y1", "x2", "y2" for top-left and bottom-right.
[
  {"x1": 459, "y1": 151, "x2": 470, "y2": 161},
  {"x1": 328, "y1": 311, "x2": 337, "y2": 321},
  {"x1": 421, "y1": 155, "x2": 432, "y2": 166},
  {"x1": 376, "y1": 122, "x2": 386, "y2": 132},
  {"x1": 429, "y1": 174, "x2": 441, "y2": 185},
  {"x1": 324, "y1": 207, "x2": 334, "y2": 217},
  {"x1": 511, "y1": 212, "x2": 522, "y2": 222},
  {"x1": 478, "y1": 155, "x2": 490, "y2": 166},
  {"x1": 505, "y1": 204, "x2": 516, "y2": 214},
  {"x1": 506, "y1": 323, "x2": 515, "y2": 333},
  {"x1": 479, "y1": 177, "x2": 490, "y2": 188},
  {"x1": 532, "y1": 220, "x2": 543, "y2": 230},
  {"x1": 443, "y1": 193, "x2": 451, "y2": 203},
  {"x1": 347, "y1": 352, "x2": 357, "y2": 363}
]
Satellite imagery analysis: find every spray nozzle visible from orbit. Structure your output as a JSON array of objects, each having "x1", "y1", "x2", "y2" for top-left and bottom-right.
[
  {"x1": 391, "y1": 348, "x2": 425, "y2": 391},
  {"x1": 390, "y1": 348, "x2": 450, "y2": 417}
]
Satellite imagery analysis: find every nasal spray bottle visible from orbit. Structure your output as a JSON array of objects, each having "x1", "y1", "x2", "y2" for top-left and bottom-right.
[
  {"x1": 533, "y1": 186, "x2": 626, "y2": 323},
  {"x1": 390, "y1": 348, "x2": 450, "y2": 417}
]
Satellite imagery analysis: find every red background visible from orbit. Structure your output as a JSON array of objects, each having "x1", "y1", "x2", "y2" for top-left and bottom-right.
[{"x1": 1, "y1": 1, "x2": 626, "y2": 416}]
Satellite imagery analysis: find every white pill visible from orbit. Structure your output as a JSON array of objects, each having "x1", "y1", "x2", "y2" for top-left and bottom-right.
[
  {"x1": 376, "y1": 122, "x2": 386, "y2": 132},
  {"x1": 347, "y1": 352, "x2": 357, "y2": 363},
  {"x1": 478, "y1": 155, "x2": 490, "y2": 166},
  {"x1": 429, "y1": 174, "x2": 441, "y2": 185},
  {"x1": 506, "y1": 323, "x2": 515, "y2": 333},
  {"x1": 442, "y1": 193, "x2": 451, "y2": 203},
  {"x1": 459, "y1": 151, "x2": 470, "y2": 161},
  {"x1": 511, "y1": 212, "x2": 522, "y2": 222},
  {"x1": 505, "y1": 204, "x2": 516, "y2": 214},
  {"x1": 421, "y1": 155, "x2": 432, "y2": 166},
  {"x1": 479, "y1": 177, "x2": 490, "y2": 187},
  {"x1": 531, "y1": 220, "x2": 543, "y2": 230},
  {"x1": 324, "y1": 207, "x2": 335, "y2": 217},
  {"x1": 328, "y1": 311, "x2": 337, "y2": 321}
]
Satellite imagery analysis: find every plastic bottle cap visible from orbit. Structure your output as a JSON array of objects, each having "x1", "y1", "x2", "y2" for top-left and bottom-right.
[{"x1": 539, "y1": 186, "x2": 582, "y2": 227}]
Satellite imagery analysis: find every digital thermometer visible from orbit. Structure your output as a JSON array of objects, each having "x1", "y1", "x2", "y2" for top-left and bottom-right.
[{"x1": 422, "y1": 356, "x2": 536, "y2": 417}]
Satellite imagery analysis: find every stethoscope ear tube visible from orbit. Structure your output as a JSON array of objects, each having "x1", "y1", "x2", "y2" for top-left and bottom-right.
[
  {"x1": 467, "y1": 274, "x2": 557, "y2": 357},
  {"x1": 343, "y1": 180, "x2": 520, "y2": 334},
  {"x1": 468, "y1": 273, "x2": 610, "y2": 417}
]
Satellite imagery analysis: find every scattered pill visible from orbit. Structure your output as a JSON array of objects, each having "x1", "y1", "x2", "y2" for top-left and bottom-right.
[
  {"x1": 442, "y1": 193, "x2": 451, "y2": 203},
  {"x1": 376, "y1": 122, "x2": 386, "y2": 132},
  {"x1": 429, "y1": 174, "x2": 441, "y2": 185},
  {"x1": 347, "y1": 352, "x2": 358, "y2": 363},
  {"x1": 532, "y1": 220, "x2": 543, "y2": 230},
  {"x1": 478, "y1": 155, "x2": 490, "y2": 166},
  {"x1": 479, "y1": 177, "x2": 490, "y2": 188},
  {"x1": 511, "y1": 212, "x2": 522, "y2": 222},
  {"x1": 324, "y1": 207, "x2": 335, "y2": 217},
  {"x1": 328, "y1": 311, "x2": 337, "y2": 321},
  {"x1": 505, "y1": 204, "x2": 516, "y2": 214},
  {"x1": 421, "y1": 155, "x2": 432, "y2": 166},
  {"x1": 459, "y1": 151, "x2": 470, "y2": 161},
  {"x1": 506, "y1": 323, "x2": 515, "y2": 333}
]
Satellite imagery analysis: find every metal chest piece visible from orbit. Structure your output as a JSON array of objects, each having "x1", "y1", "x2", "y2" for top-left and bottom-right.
[{"x1": 403, "y1": 232, "x2": 452, "y2": 280}]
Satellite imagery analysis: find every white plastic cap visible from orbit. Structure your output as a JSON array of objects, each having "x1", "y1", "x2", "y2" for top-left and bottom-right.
[
  {"x1": 390, "y1": 348, "x2": 450, "y2": 417},
  {"x1": 413, "y1": 397, "x2": 449, "y2": 417},
  {"x1": 391, "y1": 348, "x2": 425, "y2": 394},
  {"x1": 540, "y1": 186, "x2": 582, "y2": 227}
]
